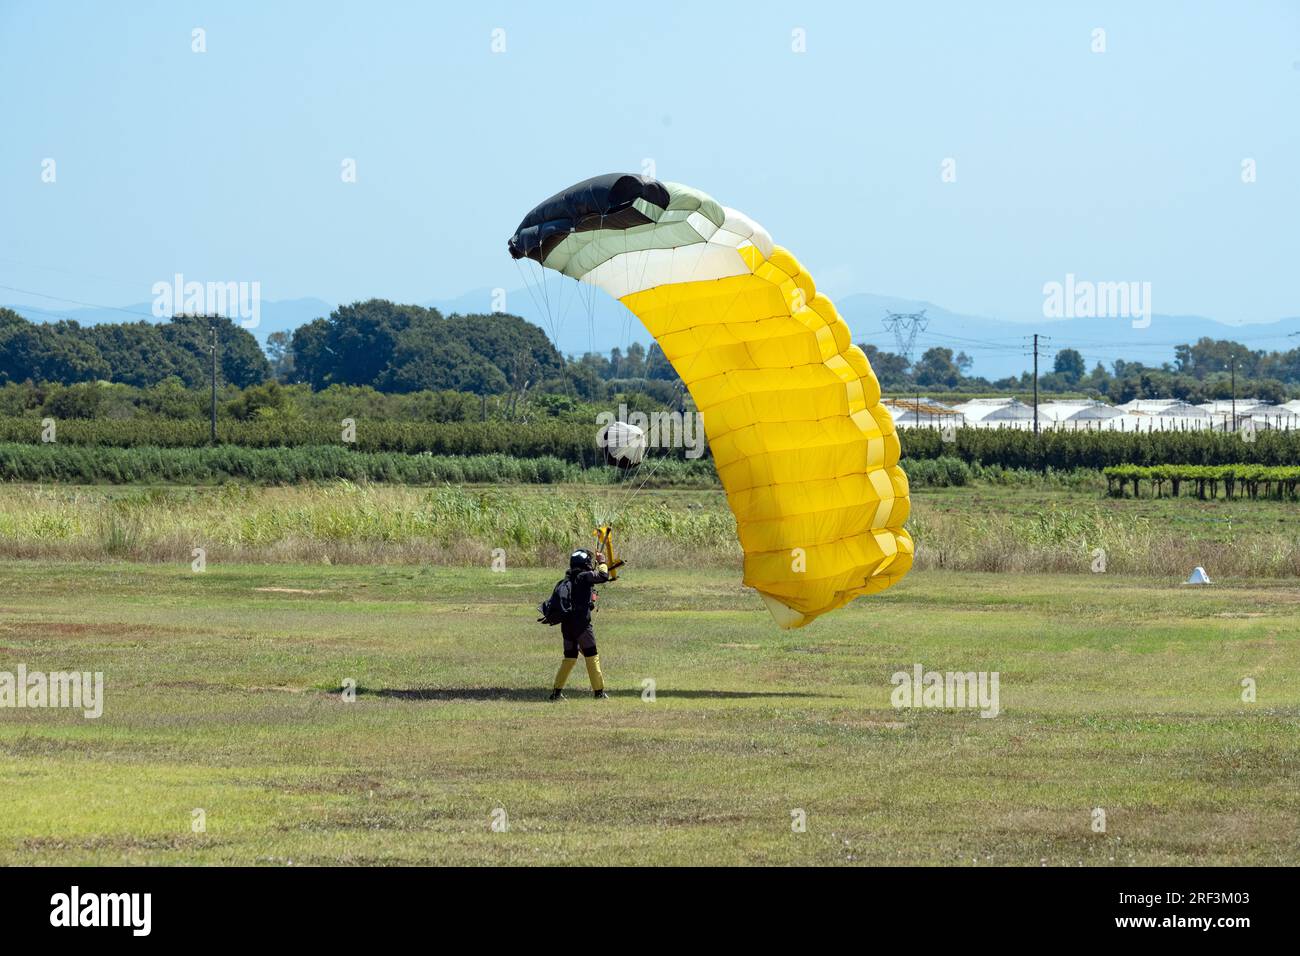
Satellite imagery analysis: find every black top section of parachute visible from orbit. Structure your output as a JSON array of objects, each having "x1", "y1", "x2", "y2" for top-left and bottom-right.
[{"x1": 508, "y1": 173, "x2": 671, "y2": 265}]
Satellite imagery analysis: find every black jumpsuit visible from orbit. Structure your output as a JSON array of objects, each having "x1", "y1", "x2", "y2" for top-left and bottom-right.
[{"x1": 560, "y1": 565, "x2": 609, "y2": 657}]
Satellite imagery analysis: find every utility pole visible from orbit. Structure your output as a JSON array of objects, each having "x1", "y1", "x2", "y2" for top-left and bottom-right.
[
  {"x1": 209, "y1": 323, "x2": 218, "y2": 445},
  {"x1": 1230, "y1": 359, "x2": 1236, "y2": 432},
  {"x1": 1032, "y1": 333, "x2": 1040, "y2": 436}
]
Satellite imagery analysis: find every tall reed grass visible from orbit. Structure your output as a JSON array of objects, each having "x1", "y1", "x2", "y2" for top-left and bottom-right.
[{"x1": 0, "y1": 483, "x2": 1294, "y2": 578}]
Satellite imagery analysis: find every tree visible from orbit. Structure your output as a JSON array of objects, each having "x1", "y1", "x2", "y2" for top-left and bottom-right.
[
  {"x1": 1252, "y1": 378, "x2": 1287, "y2": 404},
  {"x1": 644, "y1": 342, "x2": 676, "y2": 381},
  {"x1": 577, "y1": 351, "x2": 612, "y2": 379},
  {"x1": 1084, "y1": 362, "x2": 1111, "y2": 392},
  {"x1": 1174, "y1": 338, "x2": 1261, "y2": 380},
  {"x1": 140, "y1": 377, "x2": 202, "y2": 419},
  {"x1": 563, "y1": 360, "x2": 606, "y2": 401},
  {"x1": 913, "y1": 347, "x2": 963, "y2": 389},
  {"x1": 86, "y1": 322, "x2": 189, "y2": 386},
  {"x1": 382, "y1": 334, "x2": 508, "y2": 394},
  {"x1": 159, "y1": 314, "x2": 272, "y2": 388},
  {"x1": 288, "y1": 299, "x2": 420, "y2": 389},
  {"x1": 1258, "y1": 347, "x2": 1300, "y2": 385},
  {"x1": 440, "y1": 313, "x2": 561, "y2": 388},
  {"x1": 42, "y1": 382, "x2": 104, "y2": 419},
  {"x1": 288, "y1": 318, "x2": 331, "y2": 389},
  {"x1": 288, "y1": 301, "x2": 559, "y2": 396},
  {"x1": 225, "y1": 380, "x2": 291, "y2": 421},
  {"x1": 0, "y1": 312, "x2": 109, "y2": 385},
  {"x1": 622, "y1": 342, "x2": 647, "y2": 378},
  {"x1": 1053, "y1": 348, "x2": 1086, "y2": 385},
  {"x1": 860, "y1": 344, "x2": 911, "y2": 388},
  {"x1": 266, "y1": 331, "x2": 295, "y2": 382}
]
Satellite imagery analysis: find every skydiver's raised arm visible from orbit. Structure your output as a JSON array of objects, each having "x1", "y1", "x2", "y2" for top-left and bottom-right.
[{"x1": 581, "y1": 552, "x2": 611, "y2": 584}]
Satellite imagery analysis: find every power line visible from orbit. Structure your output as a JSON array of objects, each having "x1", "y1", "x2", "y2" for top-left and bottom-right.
[
  {"x1": 913, "y1": 329, "x2": 1027, "y2": 349},
  {"x1": 0, "y1": 283, "x2": 155, "y2": 319},
  {"x1": 913, "y1": 334, "x2": 1023, "y2": 351},
  {"x1": 3, "y1": 303, "x2": 95, "y2": 324}
]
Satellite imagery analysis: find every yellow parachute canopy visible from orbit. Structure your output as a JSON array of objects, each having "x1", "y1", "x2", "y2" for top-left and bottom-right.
[{"x1": 509, "y1": 174, "x2": 912, "y2": 627}]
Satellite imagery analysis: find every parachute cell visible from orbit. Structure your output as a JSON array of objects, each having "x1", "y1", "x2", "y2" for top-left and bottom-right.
[{"x1": 509, "y1": 173, "x2": 913, "y2": 628}]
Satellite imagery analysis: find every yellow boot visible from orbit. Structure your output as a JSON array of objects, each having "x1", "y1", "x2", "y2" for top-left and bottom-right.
[
  {"x1": 549, "y1": 658, "x2": 577, "y2": 701},
  {"x1": 585, "y1": 654, "x2": 607, "y2": 699}
]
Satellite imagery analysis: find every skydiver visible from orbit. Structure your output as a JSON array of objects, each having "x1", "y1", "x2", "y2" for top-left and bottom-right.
[{"x1": 548, "y1": 548, "x2": 610, "y2": 701}]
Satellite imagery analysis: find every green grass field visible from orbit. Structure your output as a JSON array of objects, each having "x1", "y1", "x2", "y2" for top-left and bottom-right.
[{"x1": 2, "y1": 558, "x2": 1297, "y2": 865}]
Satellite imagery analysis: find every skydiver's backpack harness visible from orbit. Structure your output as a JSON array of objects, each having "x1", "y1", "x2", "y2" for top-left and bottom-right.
[
  {"x1": 537, "y1": 574, "x2": 597, "y2": 626},
  {"x1": 538, "y1": 577, "x2": 575, "y2": 625},
  {"x1": 537, "y1": 547, "x2": 607, "y2": 626}
]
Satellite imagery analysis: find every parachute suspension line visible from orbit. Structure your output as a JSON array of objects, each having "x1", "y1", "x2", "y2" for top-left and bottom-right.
[
  {"x1": 614, "y1": 443, "x2": 674, "y2": 514},
  {"x1": 589, "y1": 218, "x2": 619, "y2": 516},
  {"x1": 582, "y1": 278, "x2": 596, "y2": 359},
  {"x1": 512, "y1": 256, "x2": 547, "y2": 332},
  {"x1": 577, "y1": 265, "x2": 626, "y2": 522},
  {"x1": 583, "y1": 216, "x2": 605, "y2": 362},
  {"x1": 552, "y1": 245, "x2": 591, "y2": 364},
  {"x1": 540, "y1": 263, "x2": 575, "y2": 402},
  {"x1": 604, "y1": 227, "x2": 653, "y2": 525},
  {"x1": 513, "y1": 255, "x2": 573, "y2": 403},
  {"x1": 509, "y1": 254, "x2": 566, "y2": 408},
  {"x1": 594, "y1": 225, "x2": 645, "y2": 526},
  {"x1": 541, "y1": 260, "x2": 580, "y2": 401}
]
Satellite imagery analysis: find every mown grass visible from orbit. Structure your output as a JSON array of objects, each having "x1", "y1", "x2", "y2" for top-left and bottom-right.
[{"x1": 0, "y1": 562, "x2": 1295, "y2": 865}]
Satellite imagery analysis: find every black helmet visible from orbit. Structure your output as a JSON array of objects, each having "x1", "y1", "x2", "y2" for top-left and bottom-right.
[{"x1": 569, "y1": 549, "x2": 593, "y2": 570}]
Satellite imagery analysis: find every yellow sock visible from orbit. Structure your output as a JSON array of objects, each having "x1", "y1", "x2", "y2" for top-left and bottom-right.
[
  {"x1": 584, "y1": 654, "x2": 604, "y2": 692},
  {"x1": 553, "y1": 658, "x2": 577, "y2": 690}
]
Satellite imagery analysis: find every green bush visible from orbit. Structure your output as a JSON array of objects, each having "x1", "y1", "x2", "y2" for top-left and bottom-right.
[
  {"x1": 0, "y1": 443, "x2": 719, "y2": 487},
  {"x1": 8, "y1": 417, "x2": 1299, "y2": 470},
  {"x1": 900, "y1": 427, "x2": 1300, "y2": 469},
  {"x1": 903, "y1": 456, "x2": 972, "y2": 487}
]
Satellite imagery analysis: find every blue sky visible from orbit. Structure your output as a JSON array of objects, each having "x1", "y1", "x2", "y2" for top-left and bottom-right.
[{"x1": 2, "y1": 0, "x2": 1297, "y2": 324}]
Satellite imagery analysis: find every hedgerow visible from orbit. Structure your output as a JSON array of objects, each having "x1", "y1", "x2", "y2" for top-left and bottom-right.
[
  {"x1": 6, "y1": 418, "x2": 1299, "y2": 469},
  {"x1": 1103, "y1": 464, "x2": 1300, "y2": 499}
]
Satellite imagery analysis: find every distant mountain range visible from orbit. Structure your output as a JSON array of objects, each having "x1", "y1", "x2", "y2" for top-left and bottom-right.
[{"x1": 9, "y1": 291, "x2": 1299, "y2": 381}]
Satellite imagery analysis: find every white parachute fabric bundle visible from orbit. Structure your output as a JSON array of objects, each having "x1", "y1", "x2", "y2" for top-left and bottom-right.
[{"x1": 598, "y1": 421, "x2": 647, "y2": 469}]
